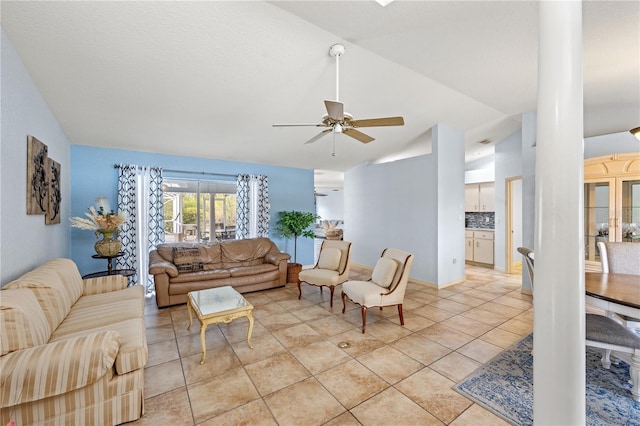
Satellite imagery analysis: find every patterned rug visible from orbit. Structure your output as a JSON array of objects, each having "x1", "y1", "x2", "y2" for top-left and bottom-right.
[{"x1": 454, "y1": 334, "x2": 640, "y2": 425}]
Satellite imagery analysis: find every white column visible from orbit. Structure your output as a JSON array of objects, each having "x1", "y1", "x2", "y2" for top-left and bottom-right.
[{"x1": 534, "y1": 1, "x2": 585, "y2": 425}]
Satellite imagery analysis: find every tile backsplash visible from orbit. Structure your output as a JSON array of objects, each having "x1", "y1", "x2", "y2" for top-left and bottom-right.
[{"x1": 465, "y1": 212, "x2": 495, "y2": 229}]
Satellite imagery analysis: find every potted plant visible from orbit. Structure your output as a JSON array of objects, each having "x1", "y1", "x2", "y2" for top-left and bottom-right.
[{"x1": 276, "y1": 210, "x2": 319, "y2": 282}]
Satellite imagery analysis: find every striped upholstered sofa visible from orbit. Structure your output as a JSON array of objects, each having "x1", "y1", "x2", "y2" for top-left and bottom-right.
[{"x1": 0, "y1": 258, "x2": 147, "y2": 425}]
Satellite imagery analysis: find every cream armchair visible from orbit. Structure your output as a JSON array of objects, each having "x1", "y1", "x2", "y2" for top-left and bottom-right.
[
  {"x1": 341, "y1": 248, "x2": 414, "y2": 333},
  {"x1": 297, "y1": 240, "x2": 352, "y2": 307}
]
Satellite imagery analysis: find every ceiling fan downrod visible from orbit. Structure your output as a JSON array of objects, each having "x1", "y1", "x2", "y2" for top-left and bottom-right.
[{"x1": 329, "y1": 44, "x2": 345, "y2": 102}]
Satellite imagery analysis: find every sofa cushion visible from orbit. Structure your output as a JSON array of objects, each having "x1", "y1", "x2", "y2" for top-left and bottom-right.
[
  {"x1": 156, "y1": 243, "x2": 176, "y2": 262},
  {"x1": 229, "y1": 264, "x2": 279, "y2": 278},
  {"x1": 82, "y1": 274, "x2": 128, "y2": 295},
  {"x1": 221, "y1": 238, "x2": 274, "y2": 268},
  {"x1": 371, "y1": 257, "x2": 398, "y2": 289},
  {"x1": 5, "y1": 259, "x2": 84, "y2": 331},
  {"x1": 49, "y1": 318, "x2": 147, "y2": 375},
  {"x1": 52, "y1": 286, "x2": 144, "y2": 338},
  {"x1": 173, "y1": 246, "x2": 211, "y2": 272},
  {"x1": 0, "y1": 330, "x2": 120, "y2": 407},
  {"x1": 203, "y1": 244, "x2": 223, "y2": 265},
  {"x1": 317, "y1": 248, "x2": 342, "y2": 271},
  {"x1": 176, "y1": 262, "x2": 205, "y2": 273},
  {"x1": 170, "y1": 269, "x2": 232, "y2": 284},
  {"x1": 0, "y1": 289, "x2": 51, "y2": 356}
]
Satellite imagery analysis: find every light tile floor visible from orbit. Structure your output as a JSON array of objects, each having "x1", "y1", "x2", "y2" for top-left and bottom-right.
[{"x1": 130, "y1": 265, "x2": 532, "y2": 425}]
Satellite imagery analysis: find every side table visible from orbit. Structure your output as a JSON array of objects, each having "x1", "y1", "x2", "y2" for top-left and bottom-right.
[
  {"x1": 82, "y1": 253, "x2": 136, "y2": 280},
  {"x1": 92, "y1": 252, "x2": 124, "y2": 274},
  {"x1": 82, "y1": 269, "x2": 136, "y2": 279}
]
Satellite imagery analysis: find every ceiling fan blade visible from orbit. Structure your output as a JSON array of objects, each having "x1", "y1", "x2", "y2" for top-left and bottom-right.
[
  {"x1": 343, "y1": 128, "x2": 375, "y2": 144},
  {"x1": 324, "y1": 100, "x2": 344, "y2": 121},
  {"x1": 350, "y1": 116, "x2": 405, "y2": 127},
  {"x1": 272, "y1": 123, "x2": 324, "y2": 127},
  {"x1": 304, "y1": 129, "x2": 332, "y2": 144}
]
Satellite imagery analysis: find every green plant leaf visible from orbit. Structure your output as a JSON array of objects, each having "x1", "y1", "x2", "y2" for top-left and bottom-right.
[{"x1": 275, "y1": 210, "x2": 319, "y2": 263}]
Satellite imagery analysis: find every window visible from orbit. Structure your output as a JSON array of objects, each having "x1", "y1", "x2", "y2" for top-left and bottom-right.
[{"x1": 162, "y1": 178, "x2": 237, "y2": 243}]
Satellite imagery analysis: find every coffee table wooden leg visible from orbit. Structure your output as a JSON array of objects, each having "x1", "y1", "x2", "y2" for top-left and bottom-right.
[
  {"x1": 247, "y1": 310, "x2": 254, "y2": 349},
  {"x1": 187, "y1": 300, "x2": 193, "y2": 330},
  {"x1": 199, "y1": 323, "x2": 208, "y2": 364}
]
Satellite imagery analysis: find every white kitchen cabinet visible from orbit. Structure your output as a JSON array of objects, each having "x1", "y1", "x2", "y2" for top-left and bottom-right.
[
  {"x1": 465, "y1": 231, "x2": 474, "y2": 261},
  {"x1": 479, "y1": 183, "x2": 495, "y2": 212},
  {"x1": 465, "y1": 183, "x2": 495, "y2": 212},
  {"x1": 474, "y1": 233, "x2": 494, "y2": 265},
  {"x1": 465, "y1": 230, "x2": 494, "y2": 265}
]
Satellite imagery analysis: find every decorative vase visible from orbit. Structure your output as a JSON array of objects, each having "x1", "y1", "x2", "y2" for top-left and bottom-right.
[
  {"x1": 94, "y1": 229, "x2": 122, "y2": 256},
  {"x1": 287, "y1": 263, "x2": 303, "y2": 283}
]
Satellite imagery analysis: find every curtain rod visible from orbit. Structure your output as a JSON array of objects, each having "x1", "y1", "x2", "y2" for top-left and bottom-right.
[
  {"x1": 113, "y1": 164, "x2": 237, "y2": 178},
  {"x1": 163, "y1": 169, "x2": 238, "y2": 178}
]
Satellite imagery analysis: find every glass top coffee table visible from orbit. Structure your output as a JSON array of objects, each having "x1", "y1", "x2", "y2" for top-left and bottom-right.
[{"x1": 187, "y1": 286, "x2": 254, "y2": 364}]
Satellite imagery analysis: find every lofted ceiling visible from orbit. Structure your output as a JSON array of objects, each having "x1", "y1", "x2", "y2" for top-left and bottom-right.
[{"x1": 2, "y1": 1, "x2": 638, "y2": 188}]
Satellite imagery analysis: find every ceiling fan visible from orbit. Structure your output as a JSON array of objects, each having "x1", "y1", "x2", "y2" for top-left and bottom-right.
[{"x1": 273, "y1": 44, "x2": 404, "y2": 146}]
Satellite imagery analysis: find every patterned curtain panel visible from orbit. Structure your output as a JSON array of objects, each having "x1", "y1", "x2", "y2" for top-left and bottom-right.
[
  {"x1": 116, "y1": 165, "x2": 138, "y2": 283},
  {"x1": 235, "y1": 174, "x2": 270, "y2": 239},
  {"x1": 236, "y1": 174, "x2": 251, "y2": 239},
  {"x1": 115, "y1": 164, "x2": 164, "y2": 294},
  {"x1": 254, "y1": 175, "x2": 270, "y2": 238}
]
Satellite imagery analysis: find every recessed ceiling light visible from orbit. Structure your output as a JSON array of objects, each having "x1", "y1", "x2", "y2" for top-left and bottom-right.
[{"x1": 374, "y1": 0, "x2": 395, "y2": 6}]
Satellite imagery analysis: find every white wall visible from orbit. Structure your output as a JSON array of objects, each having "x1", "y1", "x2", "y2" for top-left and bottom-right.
[
  {"x1": 344, "y1": 124, "x2": 465, "y2": 286},
  {"x1": 511, "y1": 179, "x2": 523, "y2": 262},
  {"x1": 585, "y1": 131, "x2": 640, "y2": 159},
  {"x1": 434, "y1": 124, "x2": 466, "y2": 285},
  {"x1": 316, "y1": 189, "x2": 343, "y2": 222},
  {"x1": 1, "y1": 28, "x2": 71, "y2": 284},
  {"x1": 494, "y1": 130, "x2": 523, "y2": 272},
  {"x1": 520, "y1": 112, "x2": 537, "y2": 292},
  {"x1": 461, "y1": 115, "x2": 637, "y2": 294},
  {"x1": 345, "y1": 155, "x2": 435, "y2": 281}
]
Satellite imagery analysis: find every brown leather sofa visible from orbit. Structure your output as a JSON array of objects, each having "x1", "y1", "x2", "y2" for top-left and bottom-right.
[{"x1": 149, "y1": 238, "x2": 291, "y2": 308}]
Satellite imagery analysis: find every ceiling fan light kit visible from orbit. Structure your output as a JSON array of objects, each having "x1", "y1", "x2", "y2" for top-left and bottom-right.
[
  {"x1": 630, "y1": 126, "x2": 640, "y2": 140},
  {"x1": 273, "y1": 43, "x2": 404, "y2": 151}
]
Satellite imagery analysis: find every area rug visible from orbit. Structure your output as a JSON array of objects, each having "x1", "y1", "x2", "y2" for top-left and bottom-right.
[{"x1": 454, "y1": 333, "x2": 640, "y2": 425}]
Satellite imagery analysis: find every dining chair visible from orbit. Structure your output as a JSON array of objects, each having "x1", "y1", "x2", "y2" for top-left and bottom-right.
[
  {"x1": 585, "y1": 313, "x2": 640, "y2": 401},
  {"x1": 519, "y1": 245, "x2": 640, "y2": 400},
  {"x1": 297, "y1": 240, "x2": 352, "y2": 307},
  {"x1": 517, "y1": 247, "x2": 535, "y2": 295},
  {"x1": 341, "y1": 248, "x2": 413, "y2": 333},
  {"x1": 597, "y1": 241, "x2": 640, "y2": 332}
]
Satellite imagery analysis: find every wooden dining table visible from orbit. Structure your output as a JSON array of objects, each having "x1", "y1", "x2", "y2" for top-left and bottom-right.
[{"x1": 585, "y1": 272, "x2": 640, "y2": 320}]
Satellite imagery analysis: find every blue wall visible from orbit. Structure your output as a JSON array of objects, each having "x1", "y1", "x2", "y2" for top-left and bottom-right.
[
  {"x1": 70, "y1": 145, "x2": 315, "y2": 276},
  {"x1": 1, "y1": 28, "x2": 71, "y2": 284}
]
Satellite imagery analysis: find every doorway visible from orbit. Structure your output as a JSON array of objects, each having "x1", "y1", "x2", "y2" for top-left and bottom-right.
[{"x1": 506, "y1": 177, "x2": 523, "y2": 274}]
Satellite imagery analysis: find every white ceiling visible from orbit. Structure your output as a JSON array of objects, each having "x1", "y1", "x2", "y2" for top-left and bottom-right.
[{"x1": 2, "y1": 1, "x2": 638, "y2": 188}]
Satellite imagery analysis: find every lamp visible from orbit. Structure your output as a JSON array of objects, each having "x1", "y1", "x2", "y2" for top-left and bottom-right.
[{"x1": 631, "y1": 127, "x2": 640, "y2": 140}]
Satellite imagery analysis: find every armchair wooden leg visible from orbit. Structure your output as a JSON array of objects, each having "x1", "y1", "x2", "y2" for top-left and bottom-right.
[
  {"x1": 297, "y1": 280, "x2": 302, "y2": 300},
  {"x1": 341, "y1": 291, "x2": 346, "y2": 314},
  {"x1": 361, "y1": 306, "x2": 368, "y2": 334},
  {"x1": 329, "y1": 286, "x2": 335, "y2": 307},
  {"x1": 397, "y1": 304, "x2": 404, "y2": 326}
]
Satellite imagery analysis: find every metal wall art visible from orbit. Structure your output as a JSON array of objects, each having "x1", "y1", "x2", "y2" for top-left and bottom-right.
[
  {"x1": 46, "y1": 158, "x2": 62, "y2": 224},
  {"x1": 26, "y1": 135, "x2": 61, "y2": 224}
]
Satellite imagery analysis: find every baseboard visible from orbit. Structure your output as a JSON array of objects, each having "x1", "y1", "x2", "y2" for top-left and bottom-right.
[{"x1": 352, "y1": 263, "x2": 466, "y2": 289}]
